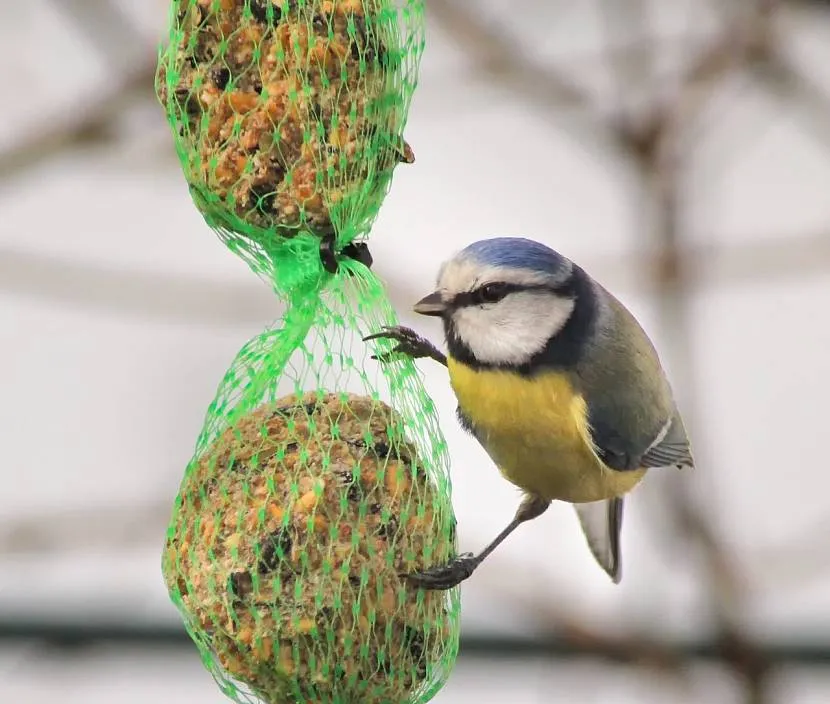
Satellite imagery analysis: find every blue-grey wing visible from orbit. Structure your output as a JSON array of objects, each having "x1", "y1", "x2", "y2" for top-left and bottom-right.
[
  {"x1": 639, "y1": 410, "x2": 694, "y2": 470},
  {"x1": 588, "y1": 404, "x2": 694, "y2": 472},
  {"x1": 576, "y1": 282, "x2": 695, "y2": 473}
]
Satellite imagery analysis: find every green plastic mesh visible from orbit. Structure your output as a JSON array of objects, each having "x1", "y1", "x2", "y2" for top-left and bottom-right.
[
  {"x1": 157, "y1": 3, "x2": 460, "y2": 701},
  {"x1": 164, "y1": 268, "x2": 460, "y2": 703},
  {"x1": 156, "y1": 0, "x2": 423, "y2": 277}
]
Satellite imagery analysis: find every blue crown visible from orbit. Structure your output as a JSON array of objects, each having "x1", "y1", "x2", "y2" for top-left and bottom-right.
[{"x1": 460, "y1": 237, "x2": 571, "y2": 277}]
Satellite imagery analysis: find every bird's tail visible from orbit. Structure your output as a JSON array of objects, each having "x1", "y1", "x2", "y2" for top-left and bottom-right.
[{"x1": 574, "y1": 497, "x2": 624, "y2": 583}]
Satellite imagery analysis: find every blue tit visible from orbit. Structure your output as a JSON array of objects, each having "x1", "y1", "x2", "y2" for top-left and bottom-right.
[{"x1": 364, "y1": 236, "x2": 693, "y2": 589}]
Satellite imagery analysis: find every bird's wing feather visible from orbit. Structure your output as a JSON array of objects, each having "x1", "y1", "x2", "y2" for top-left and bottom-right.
[
  {"x1": 575, "y1": 282, "x2": 694, "y2": 472},
  {"x1": 586, "y1": 402, "x2": 694, "y2": 472},
  {"x1": 640, "y1": 410, "x2": 694, "y2": 470},
  {"x1": 574, "y1": 497, "x2": 624, "y2": 583}
]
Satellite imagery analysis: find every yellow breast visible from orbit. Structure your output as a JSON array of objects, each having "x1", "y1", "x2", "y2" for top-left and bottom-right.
[{"x1": 447, "y1": 358, "x2": 646, "y2": 503}]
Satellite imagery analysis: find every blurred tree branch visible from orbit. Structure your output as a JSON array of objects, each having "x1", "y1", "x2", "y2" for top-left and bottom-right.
[
  {"x1": 45, "y1": 0, "x2": 149, "y2": 70},
  {"x1": 0, "y1": 61, "x2": 156, "y2": 183},
  {"x1": 0, "y1": 0, "x2": 158, "y2": 183}
]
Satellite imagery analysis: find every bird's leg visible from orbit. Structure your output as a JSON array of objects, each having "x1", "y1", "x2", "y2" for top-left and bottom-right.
[
  {"x1": 404, "y1": 494, "x2": 550, "y2": 590},
  {"x1": 363, "y1": 326, "x2": 448, "y2": 367}
]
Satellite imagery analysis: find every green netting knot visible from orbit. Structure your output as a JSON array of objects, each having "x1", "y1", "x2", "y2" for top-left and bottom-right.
[{"x1": 213, "y1": 223, "x2": 372, "y2": 298}]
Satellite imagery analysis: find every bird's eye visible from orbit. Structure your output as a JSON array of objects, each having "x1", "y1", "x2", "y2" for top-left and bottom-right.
[{"x1": 475, "y1": 283, "x2": 509, "y2": 304}]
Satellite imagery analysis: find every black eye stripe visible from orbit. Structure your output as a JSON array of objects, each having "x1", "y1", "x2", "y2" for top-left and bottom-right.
[
  {"x1": 452, "y1": 285, "x2": 509, "y2": 308},
  {"x1": 451, "y1": 280, "x2": 574, "y2": 309}
]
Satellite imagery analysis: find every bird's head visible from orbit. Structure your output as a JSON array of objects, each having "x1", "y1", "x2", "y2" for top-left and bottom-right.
[{"x1": 413, "y1": 237, "x2": 591, "y2": 368}]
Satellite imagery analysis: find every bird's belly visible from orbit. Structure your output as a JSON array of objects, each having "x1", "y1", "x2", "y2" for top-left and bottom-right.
[
  {"x1": 482, "y1": 427, "x2": 644, "y2": 503},
  {"x1": 448, "y1": 360, "x2": 646, "y2": 503}
]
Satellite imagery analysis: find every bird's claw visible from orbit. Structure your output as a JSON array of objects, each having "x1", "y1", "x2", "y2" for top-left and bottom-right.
[
  {"x1": 363, "y1": 325, "x2": 435, "y2": 363},
  {"x1": 402, "y1": 553, "x2": 479, "y2": 591}
]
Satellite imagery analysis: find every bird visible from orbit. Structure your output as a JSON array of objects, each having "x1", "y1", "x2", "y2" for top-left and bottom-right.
[{"x1": 363, "y1": 236, "x2": 693, "y2": 590}]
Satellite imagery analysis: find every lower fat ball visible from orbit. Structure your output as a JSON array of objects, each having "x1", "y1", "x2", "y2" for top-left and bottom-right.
[
  {"x1": 164, "y1": 391, "x2": 456, "y2": 704},
  {"x1": 157, "y1": 0, "x2": 416, "y2": 243}
]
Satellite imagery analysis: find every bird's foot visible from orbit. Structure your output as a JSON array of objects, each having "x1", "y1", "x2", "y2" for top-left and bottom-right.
[
  {"x1": 363, "y1": 326, "x2": 442, "y2": 364},
  {"x1": 403, "y1": 553, "x2": 479, "y2": 591}
]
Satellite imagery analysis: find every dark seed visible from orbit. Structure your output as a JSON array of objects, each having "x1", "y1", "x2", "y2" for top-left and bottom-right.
[
  {"x1": 211, "y1": 66, "x2": 230, "y2": 90},
  {"x1": 174, "y1": 87, "x2": 200, "y2": 117},
  {"x1": 335, "y1": 470, "x2": 354, "y2": 486},
  {"x1": 377, "y1": 653, "x2": 392, "y2": 674},
  {"x1": 258, "y1": 529, "x2": 293, "y2": 573},
  {"x1": 349, "y1": 31, "x2": 366, "y2": 61},
  {"x1": 317, "y1": 606, "x2": 335, "y2": 627},
  {"x1": 404, "y1": 626, "x2": 428, "y2": 677},
  {"x1": 312, "y1": 14, "x2": 327, "y2": 31},
  {"x1": 194, "y1": 26, "x2": 216, "y2": 64},
  {"x1": 350, "y1": 16, "x2": 369, "y2": 61},
  {"x1": 375, "y1": 42, "x2": 388, "y2": 65},
  {"x1": 346, "y1": 483, "x2": 362, "y2": 502},
  {"x1": 227, "y1": 456, "x2": 252, "y2": 473},
  {"x1": 229, "y1": 571, "x2": 253, "y2": 600},
  {"x1": 249, "y1": 180, "x2": 279, "y2": 211},
  {"x1": 194, "y1": 44, "x2": 215, "y2": 64},
  {"x1": 249, "y1": 0, "x2": 275, "y2": 23},
  {"x1": 348, "y1": 574, "x2": 360, "y2": 587},
  {"x1": 404, "y1": 626, "x2": 425, "y2": 659},
  {"x1": 252, "y1": 80, "x2": 263, "y2": 94},
  {"x1": 277, "y1": 401, "x2": 317, "y2": 416},
  {"x1": 310, "y1": 99, "x2": 322, "y2": 115},
  {"x1": 185, "y1": 99, "x2": 201, "y2": 117},
  {"x1": 373, "y1": 441, "x2": 390, "y2": 457},
  {"x1": 369, "y1": 503, "x2": 381, "y2": 514},
  {"x1": 378, "y1": 516, "x2": 398, "y2": 539}
]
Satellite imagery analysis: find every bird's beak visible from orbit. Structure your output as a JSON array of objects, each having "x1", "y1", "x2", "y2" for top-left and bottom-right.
[{"x1": 413, "y1": 291, "x2": 446, "y2": 317}]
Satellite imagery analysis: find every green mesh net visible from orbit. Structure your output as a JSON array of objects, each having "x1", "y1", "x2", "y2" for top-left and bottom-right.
[
  {"x1": 156, "y1": 0, "x2": 423, "y2": 277},
  {"x1": 157, "y1": 3, "x2": 460, "y2": 701},
  {"x1": 164, "y1": 270, "x2": 460, "y2": 703}
]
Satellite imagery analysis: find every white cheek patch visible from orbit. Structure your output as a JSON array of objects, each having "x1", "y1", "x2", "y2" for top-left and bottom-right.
[{"x1": 453, "y1": 293, "x2": 576, "y2": 365}]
